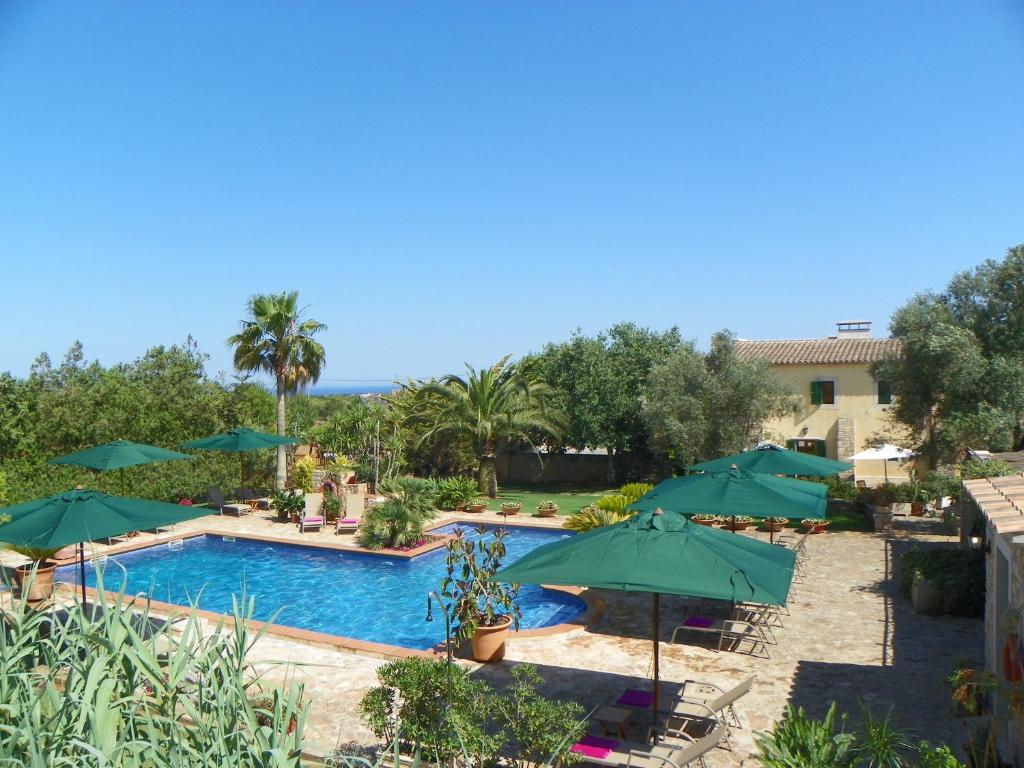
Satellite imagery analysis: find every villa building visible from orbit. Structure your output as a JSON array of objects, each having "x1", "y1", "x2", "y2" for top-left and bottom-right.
[{"x1": 734, "y1": 321, "x2": 903, "y2": 482}]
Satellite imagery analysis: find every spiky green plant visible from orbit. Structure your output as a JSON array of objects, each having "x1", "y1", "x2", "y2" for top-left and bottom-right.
[
  {"x1": 755, "y1": 703, "x2": 855, "y2": 768},
  {"x1": 855, "y1": 704, "x2": 912, "y2": 768},
  {"x1": 0, "y1": 569, "x2": 306, "y2": 766},
  {"x1": 594, "y1": 494, "x2": 634, "y2": 514},
  {"x1": 618, "y1": 482, "x2": 653, "y2": 501},
  {"x1": 563, "y1": 504, "x2": 632, "y2": 532},
  {"x1": 357, "y1": 500, "x2": 431, "y2": 550}
]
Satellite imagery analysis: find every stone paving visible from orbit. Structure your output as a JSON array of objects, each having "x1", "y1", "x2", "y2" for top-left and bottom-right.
[{"x1": 3, "y1": 510, "x2": 985, "y2": 764}]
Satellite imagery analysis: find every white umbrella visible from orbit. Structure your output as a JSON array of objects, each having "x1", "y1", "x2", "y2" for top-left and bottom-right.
[{"x1": 847, "y1": 444, "x2": 916, "y2": 482}]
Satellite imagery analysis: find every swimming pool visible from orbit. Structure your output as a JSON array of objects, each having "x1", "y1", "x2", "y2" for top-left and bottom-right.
[{"x1": 56, "y1": 523, "x2": 585, "y2": 650}]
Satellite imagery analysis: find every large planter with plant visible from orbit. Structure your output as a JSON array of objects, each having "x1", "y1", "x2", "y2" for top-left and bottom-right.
[
  {"x1": 12, "y1": 547, "x2": 63, "y2": 602},
  {"x1": 535, "y1": 501, "x2": 558, "y2": 518},
  {"x1": 500, "y1": 501, "x2": 521, "y2": 516},
  {"x1": 801, "y1": 519, "x2": 830, "y2": 534},
  {"x1": 692, "y1": 514, "x2": 719, "y2": 527},
  {"x1": 467, "y1": 498, "x2": 488, "y2": 514},
  {"x1": 441, "y1": 525, "x2": 521, "y2": 663},
  {"x1": 720, "y1": 515, "x2": 753, "y2": 531},
  {"x1": 763, "y1": 517, "x2": 788, "y2": 532}
]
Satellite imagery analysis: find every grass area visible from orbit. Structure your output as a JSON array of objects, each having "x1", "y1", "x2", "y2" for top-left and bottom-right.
[
  {"x1": 825, "y1": 505, "x2": 873, "y2": 532},
  {"x1": 484, "y1": 483, "x2": 616, "y2": 516}
]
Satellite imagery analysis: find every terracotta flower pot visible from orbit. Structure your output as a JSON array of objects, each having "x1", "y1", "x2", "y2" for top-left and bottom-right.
[
  {"x1": 765, "y1": 520, "x2": 787, "y2": 532},
  {"x1": 471, "y1": 617, "x2": 512, "y2": 662},
  {"x1": 693, "y1": 518, "x2": 718, "y2": 527},
  {"x1": 720, "y1": 521, "x2": 751, "y2": 530},
  {"x1": 802, "y1": 522, "x2": 830, "y2": 534},
  {"x1": 467, "y1": 503, "x2": 487, "y2": 513},
  {"x1": 536, "y1": 507, "x2": 557, "y2": 518},
  {"x1": 911, "y1": 502, "x2": 926, "y2": 516},
  {"x1": 501, "y1": 506, "x2": 520, "y2": 516},
  {"x1": 15, "y1": 562, "x2": 57, "y2": 602}
]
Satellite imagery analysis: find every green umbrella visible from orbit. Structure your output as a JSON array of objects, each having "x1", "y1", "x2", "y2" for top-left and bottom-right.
[
  {"x1": 49, "y1": 440, "x2": 193, "y2": 495},
  {"x1": 495, "y1": 508, "x2": 796, "y2": 722},
  {"x1": 687, "y1": 447, "x2": 852, "y2": 477},
  {"x1": 181, "y1": 428, "x2": 297, "y2": 490},
  {"x1": 630, "y1": 468, "x2": 826, "y2": 540},
  {"x1": 0, "y1": 488, "x2": 211, "y2": 604}
]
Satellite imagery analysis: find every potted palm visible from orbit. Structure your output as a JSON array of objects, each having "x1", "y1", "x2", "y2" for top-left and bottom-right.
[
  {"x1": 10, "y1": 545, "x2": 64, "y2": 602},
  {"x1": 441, "y1": 526, "x2": 522, "y2": 663},
  {"x1": 500, "y1": 501, "x2": 521, "y2": 516},
  {"x1": 536, "y1": 501, "x2": 558, "y2": 518}
]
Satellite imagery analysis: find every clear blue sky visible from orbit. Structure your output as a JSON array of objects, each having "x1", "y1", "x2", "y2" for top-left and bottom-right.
[{"x1": 1, "y1": 2, "x2": 1022, "y2": 384}]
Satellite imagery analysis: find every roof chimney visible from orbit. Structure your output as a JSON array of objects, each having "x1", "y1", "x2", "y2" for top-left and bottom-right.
[{"x1": 836, "y1": 320, "x2": 871, "y2": 339}]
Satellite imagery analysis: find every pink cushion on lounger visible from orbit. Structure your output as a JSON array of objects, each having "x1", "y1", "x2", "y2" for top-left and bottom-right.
[
  {"x1": 337, "y1": 518, "x2": 359, "y2": 524},
  {"x1": 303, "y1": 517, "x2": 324, "y2": 524},
  {"x1": 617, "y1": 689, "x2": 654, "y2": 708},
  {"x1": 683, "y1": 615, "x2": 715, "y2": 628},
  {"x1": 571, "y1": 735, "x2": 619, "y2": 759}
]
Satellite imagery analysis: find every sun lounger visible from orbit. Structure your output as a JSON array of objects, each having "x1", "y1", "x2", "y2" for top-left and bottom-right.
[
  {"x1": 571, "y1": 722, "x2": 725, "y2": 768},
  {"x1": 665, "y1": 675, "x2": 754, "y2": 748},
  {"x1": 299, "y1": 516, "x2": 324, "y2": 533},
  {"x1": 670, "y1": 615, "x2": 771, "y2": 658},
  {"x1": 335, "y1": 518, "x2": 359, "y2": 534},
  {"x1": 207, "y1": 486, "x2": 250, "y2": 516}
]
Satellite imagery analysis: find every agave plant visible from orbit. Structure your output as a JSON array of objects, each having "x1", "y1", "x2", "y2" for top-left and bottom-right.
[
  {"x1": 563, "y1": 504, "x2": 632, "y2": 532},
  {"x1": 755, "y1": 703, "x2": 855, "y2": 768}
]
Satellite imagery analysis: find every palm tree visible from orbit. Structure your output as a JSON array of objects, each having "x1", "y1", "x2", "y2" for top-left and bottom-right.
[
  {"x1": 409, "y1": 355, "x2": 563, "y2": 496},
  {"x1": 228, "y1": 292, "x2": 326, "y2": 490}
]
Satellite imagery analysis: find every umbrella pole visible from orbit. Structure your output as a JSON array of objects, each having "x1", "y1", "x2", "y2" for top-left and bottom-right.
[
  {"x1": 731, "y1": 514, "x2": 736, "y2": 533},
  {"x1": 652, "y1": 592, "x2": 660, "y2": 726},
  {"x1": 78, "y1": 542, "x2": 86, "y2": 606}
]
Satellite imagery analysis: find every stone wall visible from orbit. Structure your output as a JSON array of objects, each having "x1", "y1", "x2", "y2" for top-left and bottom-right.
[{"x1": 837, "y1": 417, "x2": 856, "y2": 476}]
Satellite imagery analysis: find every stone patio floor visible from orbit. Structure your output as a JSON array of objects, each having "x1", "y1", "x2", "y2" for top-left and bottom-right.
[{"x1": 3, "y1": 510, "x2": 984, "y2": 765}]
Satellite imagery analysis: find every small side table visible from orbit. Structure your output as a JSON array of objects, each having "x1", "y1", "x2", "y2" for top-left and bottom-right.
[{"x1": 595, "y1": 706, "x2": 631, "y2": 738}]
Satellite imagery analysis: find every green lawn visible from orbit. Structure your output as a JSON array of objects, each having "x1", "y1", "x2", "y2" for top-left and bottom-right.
[
  {"x1": 825, "y1": 505, "x2": 873, "y2": 532},
  {"x1": 483, "y1": 483, "x2": 616, "y2": 516}
]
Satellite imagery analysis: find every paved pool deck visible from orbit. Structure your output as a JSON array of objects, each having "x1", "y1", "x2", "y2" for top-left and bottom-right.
[{"x1": 2, "y1": 510, "x2": 984, "y2": 765}]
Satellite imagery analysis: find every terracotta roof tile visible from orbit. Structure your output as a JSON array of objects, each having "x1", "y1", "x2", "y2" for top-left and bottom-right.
[{"x1": 733, "y1": 337, "x2": 901, "y2": 365}]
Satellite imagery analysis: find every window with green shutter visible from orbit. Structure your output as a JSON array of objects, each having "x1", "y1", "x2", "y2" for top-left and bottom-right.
[
  {"x1": 810, "y1": 381, "x2": 822, "y2": 405},
  {"x1": 878, "y1": 381, "x2": 892, "y2": 405},
  {"x1": 810, "y1": 380, "x2": 835, "y2": 406}
]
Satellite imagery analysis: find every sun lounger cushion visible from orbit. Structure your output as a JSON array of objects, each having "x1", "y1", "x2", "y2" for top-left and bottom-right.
[
  {"x1": 617, "y1": 689, "x2": 655, "y2": 708},
  {"x1": 303, "y1": 517, "x2": 324, "y2": 524},
  {"x1": 682, "y1": 615, "x2": 715, "y2": 629},
  {"x1": 571, "y1": 735, "x2": 619, "y2": 759},
  {"x1": 337, "y1": 518, "x2": 359, "y2": 525}
]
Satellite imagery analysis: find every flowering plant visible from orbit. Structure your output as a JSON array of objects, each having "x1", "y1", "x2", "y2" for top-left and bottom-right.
[{"x1": 178, "y1": 498, "x2": 193, "y2": 506}]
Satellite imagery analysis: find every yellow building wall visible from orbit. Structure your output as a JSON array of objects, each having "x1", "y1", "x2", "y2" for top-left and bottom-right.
[{"x1": 761, "y1": 362, "x2": 912, "y2": 484}]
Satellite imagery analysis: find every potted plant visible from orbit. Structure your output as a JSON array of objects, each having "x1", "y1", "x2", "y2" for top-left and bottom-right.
[
  {"x1": 500, "y1": 501, "x2": 522, "y2": 516},
  {"x1": 441, "y1": 526, "x2": 522, "y2": 662},
  {"x1": 691, "y1": 514, "x2": 719, "y2": 527},
  {"x1": 322, "y1": 493, "x2": 341, "y2": 523},
  {"x1": 9, "y1": 545, "x2": 63, "y2": 601},
  {"x1": 536, "y1": 500, "x2": 558, "y2": 518},
  {"x1": 801, "y1": 518, "x2": 831, "y2": 534},
  {"x1": 720, "y1": 515, "x2": 754, "y2": 531},
  {"x1": 272, "y1": 490, "x2": 304, "y2": 523},
  {"x1": 467, "y1": 498, "x2": 488, "y2": 513},
  {"x1": 763, "y1": 516, "x2": 788, "y2": 532},
  {"x1": 946, "y1": 661, "x2": 995, "y2": 717}
]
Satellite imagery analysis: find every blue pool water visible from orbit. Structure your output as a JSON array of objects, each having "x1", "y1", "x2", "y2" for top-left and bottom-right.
[{"x1": 56, "y1": 524, "x2": 584, "y2": 650}]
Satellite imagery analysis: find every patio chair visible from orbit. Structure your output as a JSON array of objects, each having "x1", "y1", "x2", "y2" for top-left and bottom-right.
[
  {"x1": 299, "y1": 516, "x2": 324, "y2": 533},
  {"x1": 335, "y1": 487, "x2": 364, "y2": 535},
  {"x1": 670, "y1": 615, "x2": 771, "y2": 658},
  {"x1": 207, "y1": 486, "x2": 250, "y2": 516},
  {"x1": 571, "y1": 721, "x2": 725, "y2": 768},
  {"x1": 665, "y1": 675, "x2": 755, "y2": 748}
]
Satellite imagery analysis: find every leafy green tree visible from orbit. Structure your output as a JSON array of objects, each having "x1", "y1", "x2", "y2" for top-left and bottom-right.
[
  {"x1": 408, "y1": 356, "x2": 563, "y2": 496},
  {"x1": 643, "y1": 331, "x2": 793, "y2": 467},
  {"x1": 227, "y1": 291, "x2": 327, "y2": 489},
  {"x1": 871, "y1": 296, "x2": 989, "y2": 468},
  {"x1": 528, "y1": 323, "x2": 682, "y2": 480}
]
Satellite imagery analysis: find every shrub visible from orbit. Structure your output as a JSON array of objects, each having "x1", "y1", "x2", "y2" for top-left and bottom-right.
[
  {"x1": 920, "y1": 471, "x2": 962, "y2": 502},
  {"x1": 434, "y1": 476, "x2": 479, "y2": 510},
  {"x1": 357, "y1": 500, "x2": 433, "y2": 550},
  {"x1": 618, "y1": 482, "x2": 653, "y2": 501},
  {"x1": 899, "y1": 546, "x2": 985, "y2": 616},
  {"x1": 0, "y1": 580, "x2": 305, "y2": 764},
  {"x1": 291, "y1": 455, "x2": 317, "y2": 492},
  {"x1": 755, "y1": 703, "x2": 855, "y2": 768},
  {"x1": 322, "y1": 493, "x2": 341, "y2": 522},
  {"x1": 441, "y1": 526, "x2": 521, "y2": 639},
  {"x1": 595, "y1": 494, "x2": 634, "y2": 514},
  {"x1": 961, "y1": 458, "x2": 1016, "y2": 480},
  {"x1": 536, "y1": 500, "x2": 559, "y2": 512},
  {"x1": 379, "y1": 476, "x2": 437, "y2": 517},
  {"x1": 916, "y1": 741, "x2": 965, "y2": 768},
  {"x1": 563, "y1": 504, "x2": 631, "y2": 532}
]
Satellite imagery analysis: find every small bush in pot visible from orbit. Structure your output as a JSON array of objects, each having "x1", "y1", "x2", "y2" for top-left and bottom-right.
[
  {"x1": 692, "y1": 514, "x2": 720, "y2": 526},
  {"x1": 536, "y1": 500, "x2": 559, "y2": 517},
  {"x1": 467, "y1": 498, "x2": 488, "y2": 513},
  {"x1": 441, "y1": 526, "x2": 521, "y2": 662},
  {"x1": 272, "y1": 490, "x2": 304, "y2": 522},
  {"x1": 500, "y1": 501, "x2": 521, "y2": 515},
  {"x1": 801, "y1": 518, "x2": 830, "y2": 533},
  {"x1": 720, "y1": 515, "x2": 754, "y2": 530},
  {"x1": 434, "y1": 476, "x2": 478, "y2": 511}
]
